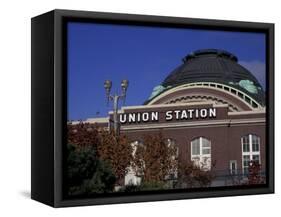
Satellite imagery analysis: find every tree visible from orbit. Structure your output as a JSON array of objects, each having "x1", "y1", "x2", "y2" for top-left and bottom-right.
[
  {"x1": 247, "y1": 161, "x2": 265, "y2": 185},
  {"x1": 68, "y1": 122, "x2": 100, "y2": 147},
  {"x1": 67, "y1": 122, "x2": 132, "y2": 183},
  {"x1": 67, "y1": 143, "x2": 116, "y2": 196},
  {"x1": 98, "y1": 130, "x2": 132, "y2": 182},
  {"x1": 177, "y1": 161, "x2": 216, "y2": 188},
  {"x1": 132, "y1": 133, "x2": 178, "y2": 183}
]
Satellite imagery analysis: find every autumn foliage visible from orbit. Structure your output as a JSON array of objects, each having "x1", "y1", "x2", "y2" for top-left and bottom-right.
[
  {"x1": 132, "y1": 133, "x2": 178, "y2": 182},
  {"x1": 247, "y1": 161, "x2": 265, "y2": 185},
  {"x1": 177, "y1": 163, "x2": 215, "y2": 188},
  {"x1": 67, "y1": 122, "x2": 132, "y2": 181},
  {"x1": 67, "y1": 122, "x2": 216, "y2": 192},
  {"x1": 97, "y1": 130, "x2": 132, "y2": 181}
]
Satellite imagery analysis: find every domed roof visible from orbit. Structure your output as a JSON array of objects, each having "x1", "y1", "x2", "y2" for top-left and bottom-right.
[{"x1": 146, "y1": 49, "x2": 265, "y2": 105}]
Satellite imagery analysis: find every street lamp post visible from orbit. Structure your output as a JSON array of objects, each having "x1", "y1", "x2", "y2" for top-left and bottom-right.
[{"x1": 104, "y1": 79, "x2": 129, "y2": 135}]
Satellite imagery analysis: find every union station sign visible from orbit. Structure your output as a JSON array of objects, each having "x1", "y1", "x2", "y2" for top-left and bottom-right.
[{"x1": 119, "y1": 107, "x2": 217, "y2": 124}]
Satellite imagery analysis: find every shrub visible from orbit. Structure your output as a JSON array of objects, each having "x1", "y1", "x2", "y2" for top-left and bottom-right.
[
  {"x1": 247, "y1": 161, "x2": 265, "y2": 185},
  {"x1": 177, "y1": 162, "x2": 215, "y2": 188},
  {"x1": 139, "y1": 181, "x2": 167, "y2": 191},
  {"x1": 67, "y1": 144, "x2": 116, "y2": 196},
  {"x1": 119, "y1": 181, "x2": 167, "y2": 192}
]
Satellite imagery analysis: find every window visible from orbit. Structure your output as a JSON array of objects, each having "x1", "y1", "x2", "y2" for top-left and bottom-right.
[
  {"x1": 191, "y1": 137, "x2": 211, "y2": 170},
  {"x1": 241, "y1": 134, "x2": 261, "y2": 174},
  {"x1": 245, "y1": 96, "x2": 251, "y2": 104},
  {"x1": 238, "y1": 92, "x2": 243, "y2": 99},
  {"x1": 229, "y1": 160, "x2": 237, "y2": 175},
  {"x1": 242, "y1": 136, "x2": 250, "y2": 152},
  {"x1": 243, "y1": 155, "x2": 250, "y2": 173},
  {"x1": 252, "y1": 102, "x2": 258, "y2": 108},
  {"x1": 224, "y1": 86, "x2": 230, "y2": 91},
  {"x1": 252, "y1": 155, "x2": 260, "y2": 163},
  {"x1": 231, "y1": 89, "x2": 237, "y2": 95},
  {"x1": 252, "y1": 135, "x2": 260, "y2": 152}
]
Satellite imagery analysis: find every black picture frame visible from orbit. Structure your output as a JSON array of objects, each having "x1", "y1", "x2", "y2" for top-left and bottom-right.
[{"x1": 31, "y1": 9, "x2": 274, "y2": 207}]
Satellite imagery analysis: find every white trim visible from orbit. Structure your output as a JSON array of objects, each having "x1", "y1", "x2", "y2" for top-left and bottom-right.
[
  {"x1": 85, "y1": 117, "x2": 109, "y2": 123},
  {"x1": 68, "y1": 121, "x2": 81, "y2": 125},
  {"x1": 228, "y1": 110, "x2": 266, "y2": 116},
  {"x1": 120, "y1": 118, "x2": 265, "y2": 131},
  {"x1": 121, "y1": 123, "x2": 266, "y2": 133},
  {"x1": 230, "y1": 118, "x2": 265, "y2": 124},
  {"x1": 110, "y1": 101, "x2": 218, "y2": 114},
  {"x1": 213, "y1": 104, "x2": 229, "y2": 108},
  {"x1": 241, "y1": 134, "x2": 261, "y2": 174}
]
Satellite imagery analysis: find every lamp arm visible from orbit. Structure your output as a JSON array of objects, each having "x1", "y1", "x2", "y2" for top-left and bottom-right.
[
  {"x1": 119, "y1": 93, "x2": 126, "y2": 105},
  {"x1": 108, "y1": 95, "x2": 114, "y2": 101}
]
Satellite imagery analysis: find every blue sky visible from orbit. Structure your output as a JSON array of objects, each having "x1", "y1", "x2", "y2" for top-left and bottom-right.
[{"x1": 67, "y1": 22, "x2": 266, "y2": 120}]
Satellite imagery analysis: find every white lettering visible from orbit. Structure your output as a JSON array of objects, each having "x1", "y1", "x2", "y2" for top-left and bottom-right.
[
  {"x1": 188, "y1": 109, "x2": 194, "y2": 119},
  {"x1": 151, "y1": 112, "x2": 159, "y2": 121},
  {"x1": 137, "y1": 113, "x2": 141, "y2": 122},
  {"x1": 128, "y1": 113, "x2": 136, "y2": 123},
  {"x1": 174, "y1": 110, "x2": 181, "y2": 120},
  {"x1": 165, "y1": 111, "x2": 173, "y2": 120},
  {"x1": 200, "y1": 109, "x2": 207, "y2": 118},
  {"x1": 142, "y1": 113, "x2": 149, "y2": 122},
  {"x1": 209, "y1": 108, "x2": 216, "y2": 118},
  {"x1": 119, "y1": 114, "x2": 127, "y2": 123},
  {"x1": 119, "y1": 107, "x2": 217, "y2": 124},
  {"x1": 181, "y1": 110, "x2": 188, "y2": 119},
  {"x1": 195, "y1": 109, "x2": 199, "y2": 118}
]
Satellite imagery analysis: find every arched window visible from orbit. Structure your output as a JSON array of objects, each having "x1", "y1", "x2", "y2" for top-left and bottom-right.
[
  {"x1": 241, "y1": 134, "x2": 260, "y2": 174},
  {"x1": 191, "y1": 137, "x2": 211, "y2": 170}
]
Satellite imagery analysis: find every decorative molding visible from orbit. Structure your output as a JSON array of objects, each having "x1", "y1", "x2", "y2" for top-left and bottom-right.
[
  {"x1": 147, "y1": 82, "x2": 263, "y2": 111},
  {"x1": 166, "y1": 95, "x2": 240, "y2": 112},
  {"x1": 120, "y1": 118, "x2": 266, "y2": 131}
]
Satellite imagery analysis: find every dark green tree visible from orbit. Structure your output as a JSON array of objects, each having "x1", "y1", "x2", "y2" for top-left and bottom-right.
[{"x1": 67, "y1": 143, "x2": 116, "y2": 196}]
